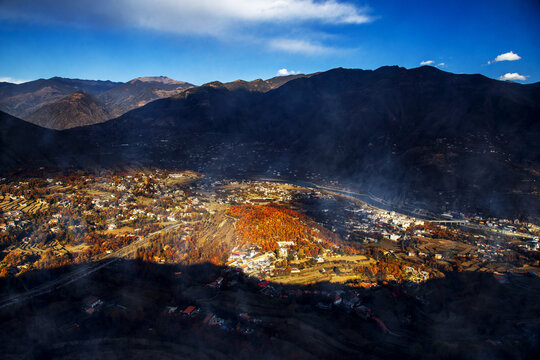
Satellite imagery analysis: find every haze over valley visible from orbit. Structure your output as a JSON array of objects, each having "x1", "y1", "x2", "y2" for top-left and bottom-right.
[{"x1": 1, "y1": 1, "x2": 539, "y2": 359}]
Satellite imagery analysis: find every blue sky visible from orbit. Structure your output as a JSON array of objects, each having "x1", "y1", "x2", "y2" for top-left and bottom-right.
[{"x1": 0, "y1": 0, "x2": 539, "y2": 84}]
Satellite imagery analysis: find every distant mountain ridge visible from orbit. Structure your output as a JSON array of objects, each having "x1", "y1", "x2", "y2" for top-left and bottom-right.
[
  {"x1": 1, "y1": 66, "x2": 539, "y2": 216},
  {"x1": 25, "y1": 91, "x2": 110, "y2": 130},
  {"x1": 0, "y1": 73, "x2": 313, "y2": 130},
  {"x1": 203, "y1": 73, "x2": 316, "y2": 92},
  {"x1": 0, "y1": 75, "x2": 197, "y2": 129},
  {"x1": 96, "y1": 76, "x2": 194, "y2": 118},
  {"x1": 0, "y1": 77, "x2": 121, "y2": 118},
  {"x1": 131, "y1": 76, "x2": 190, "y2": 85}
]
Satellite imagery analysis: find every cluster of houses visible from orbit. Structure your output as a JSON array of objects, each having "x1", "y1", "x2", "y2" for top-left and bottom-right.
[
  {"x1": 76, "y1": 260, "x2": 399, "y2": 339},
  {"x1": 162, "y1": 303, "x2": 260, "y2": 334},
  {"x1": 253, "y1": 277, "x2": 387, "y2": 325},
  {"x1": 0, "y1": 171, "x2": 216, "y2": 275},
  {"x1": 190, "y1": 270, "x2": 388, "y2": 334},
  {"x1": 404, "y1": 266, "x2": 430, "y2": 283},
  {"x1": 227, "y1": 247, "x2": 278, "y2": 276},
  {"x1": 0, "y1": 210, "x2": 25, "y2": 230},
  {"x1": 226, "y1": 239, "x2": 330, "y2": 277},
  {"x1": 83, "y1": 296, "x2": 104, "y2": 315},
  {"x1": 523, "y1": 238, "x2": 540, "y2": 251},
  {"x1": 212, "y1": 180, "x2": 297, "y2": 205},
  {"x1": 332, "y1": 204, "x2": 427, "y2": 244}
]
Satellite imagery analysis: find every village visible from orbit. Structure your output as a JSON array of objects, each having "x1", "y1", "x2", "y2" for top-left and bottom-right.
[
  {"x1": 0, "y1": 170, "x2": 539, "y2": 282},
  {"x1": 1, "y1": 169, "x2": 540, "y2": 359}
]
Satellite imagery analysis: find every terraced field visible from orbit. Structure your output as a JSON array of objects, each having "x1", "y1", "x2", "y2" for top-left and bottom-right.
[
  {"x1": 14, "y1": 239, "x2": 68, "y2": 256},
  {"x1": 0, "y1": 195, "x2": 49, "y2": 214}
]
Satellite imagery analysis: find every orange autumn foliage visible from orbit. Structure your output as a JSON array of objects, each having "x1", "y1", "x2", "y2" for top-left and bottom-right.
[{"x1": 226, "y1": 205, "x2": 331, "y2": 251}]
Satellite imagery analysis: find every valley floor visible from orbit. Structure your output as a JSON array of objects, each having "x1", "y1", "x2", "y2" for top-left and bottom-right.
[{"x1": 0, "y1": 169, "x2": 539, "y2": 358}]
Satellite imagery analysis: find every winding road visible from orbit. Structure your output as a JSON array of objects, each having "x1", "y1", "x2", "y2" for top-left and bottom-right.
[{"x1": 257, "y1": 177, "x2": 537, "y2": 240}]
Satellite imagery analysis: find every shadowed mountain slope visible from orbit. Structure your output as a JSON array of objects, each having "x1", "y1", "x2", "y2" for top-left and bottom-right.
[
  {"x1": 0, "y1": 77, "x2": 121, "y2": 119},
  {"x1": 204, "y1": 73, "x2": 316, "y2": 93},
  {"x1": 1, "y1": 261, "x2": 539, "y2": 360},
  {"x1": 2, "y1": 66, "x2": 539, "y2": 215},
  {"x1": 25, "y1": 91, "x2": 110, "y2": 130},
  {"x1": 97, "y1": 76, "x2": 194, "y2": 118}
]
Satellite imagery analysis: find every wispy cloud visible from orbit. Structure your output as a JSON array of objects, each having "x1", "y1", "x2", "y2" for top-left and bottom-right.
[
  {"x1": 0, "y1": 0, "x2": 374, "y2": 35},
  {"x1": 420, "y1": 60, "x2": 447, "y2": 68},
  {"x1": 0, "y1": 76, "x2": 29, "y2": 84},
  {"x1": 0, "y1": 1, "x2": 374, "y2": 56},
  {"x1": 499, "y1": 72, "x2": 527, "y2": 81},
  {"x1": 489, "y1": 51, "x2": 521, "y2": 64},
  {"x1": 276, "y1": 68, "x2": 299, "y2": 76},
  {"x1": 269, "y1": 38, "x2": 334, "y2": 55}
]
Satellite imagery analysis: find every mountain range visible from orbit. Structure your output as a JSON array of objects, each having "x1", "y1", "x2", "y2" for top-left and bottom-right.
[
  {"x1": 0, "y1": 77, "x2": 120, "y2": 119},
  {"x1": 203, "y1": 73, "x2": 316, "y2": 92},
  {"x1": 0, "y1": 74, "x2": 312, "y2": 130},
  {"x1": 0, "y1": 76, "x2": 192, "y2": 129},
  {"x1": 95, "y1": 76, "x2": 194, "y2": 119},
  {"x1": 1, "y1": 66, "x2": 539, "y2": 216}
]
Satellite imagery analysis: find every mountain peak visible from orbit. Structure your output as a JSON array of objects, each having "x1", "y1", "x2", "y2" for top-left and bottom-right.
[
  {"x1": 129, "y1": 76, "x2": 187, "y2": 85},
  {"x1": 24, "y1": 90, "x2": 109, "y2": 130},
  {"x1": 200, "y1": 74, "x2": 316, "y2": 93},
  {"x1": 202, "y1": 81, "x2": 226, "y2": 88}
]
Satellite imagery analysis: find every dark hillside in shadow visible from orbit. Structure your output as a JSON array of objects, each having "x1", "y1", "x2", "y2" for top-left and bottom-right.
[
  {"x1": 2, "y1": 66, "x2": 540, "y2": 217},
  {"x1": 1, "y1": 260, "x2": 539, "y2": 359}
]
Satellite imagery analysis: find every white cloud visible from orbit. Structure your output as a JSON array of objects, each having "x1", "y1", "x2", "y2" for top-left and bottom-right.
[
  {"x1": 437, "y1": 62, "x2": 446, "y2": 67},
  {"x1": 420, "y1": 60, "x2": 434, "y2": 66},
  {"x1": 0, "y1": 76, "x2": 29, "y2": 84},
  {"x1": 1, "y1": 1, "x2": 375, "y2": 55},
  {"x1": 276, "y1": 68, "x2": 298, "y2": 76},
  {"x1": 489, "y1": 51, "x2": 521, "y2": 64},
  {"x1": 269, "y1": 38, "x2": 333, "y2": 55},
  {"x1": 0, "y1": 0, "x2": 374, "y2": 37},
  {"x1": 499, "y1": 72, "x2": 527, "y2": 81}
]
